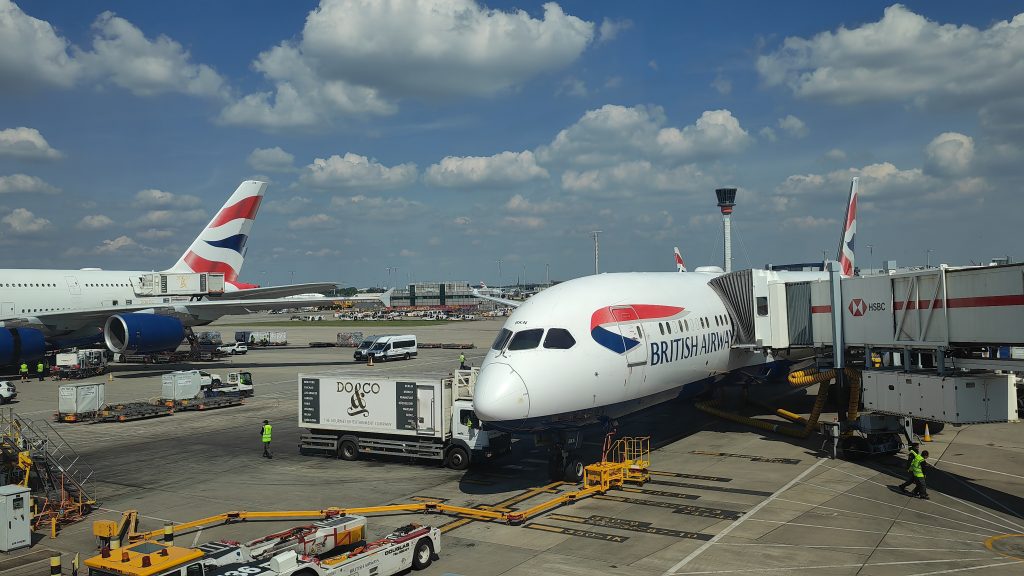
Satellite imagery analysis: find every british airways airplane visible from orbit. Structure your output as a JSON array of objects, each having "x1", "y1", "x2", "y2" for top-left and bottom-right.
[
  {"x1": 473, "y1": 179, "x2": 859, "y2": 481},
  {"x1": 0, "y1": 181, "x2": 378, "y2": 367}
]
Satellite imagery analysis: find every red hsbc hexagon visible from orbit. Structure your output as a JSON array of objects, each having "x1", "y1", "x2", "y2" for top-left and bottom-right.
[{"x1": 848, "y1": 298, "x2": 866, "y2": 316}]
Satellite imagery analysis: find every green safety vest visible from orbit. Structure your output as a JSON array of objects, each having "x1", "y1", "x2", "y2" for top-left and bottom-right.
[
  {"x1": 36, "y1": 363, "x2": 44, "y2": 373},
  {"x1": 19, "y1": 364, "x2": 27, "y2": 373},
  {"x1": 261, "y1": 424, "x2": 272, "y2": 443},
  {"x1": 909, "y1": 451, "x2": 925, "y2": 478},
  {"x1": 459, "y1": 354, "x2": 465, "y2": 363}
]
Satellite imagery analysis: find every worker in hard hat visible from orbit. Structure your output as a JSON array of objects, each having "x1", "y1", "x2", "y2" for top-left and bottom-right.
[
  {"x1": 898, "y1": 448, "x2": 930, "y2": 499},
  {"x1": 260, "y1": 420, "x2": 273, "y2": 459}
]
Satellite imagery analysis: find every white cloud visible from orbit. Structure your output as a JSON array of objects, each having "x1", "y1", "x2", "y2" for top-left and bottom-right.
[
  {"x1": 300, "y1": 153, "x2": 417, "y2": 190},
  {"x1": 76, "y1": 214, "x2": 114, "y2": 230},
  {"x1": 0, "y1": 0, "x2": 81, "y2": 90},
  {"x1": 247, "y1": 147, "x2": 295, "y2": 172},
  {"x1": 825, "y1": 148, "x2": 847, "y2": 160},
  {"x1": 221, "y1": 0, "x2": 594, "y2": 129},
  {"x1": 504, "y1": 194, "x2": 562, "y2": 214},
  {"x1": 135, "y1": 208, "x2": 206, "y2": 227},
  {"x1": 453, "y1": 216, "x2": 471, "y2": 226},
  {"x1": 757, "y1": 5, "x2": 1024, "y2": 108},
  {"x1": 503, "y1": 216, "x2": 545, "y2": 229},
  {"x1": 783, "y1": 215, "x2": 837, "y2": 229},
  {"x1": 711, "y1": 73, "x2": 732, "y2": 95},
  {"x1": 557, "y1": 76, "x2": 588, "y2": 97},
  {"x1": 133, "y1": 188, "x2": 202, "y2": 208},
  {"x1": 604, "y1": 76, "x2": 622, "y2": 89},
  {"x1": 288, "y1": 213, "x2": 336, "y2": 229},
  {"x1": 0, "y1": 174, "x2": 60, "y2": 195},
  {"x1": 2, "y1": 207, "x2": 49, "y2": 233},
  {"x1": 399, "y1": 249, "x2": 417, "y2": 258},
  {"x1": 0, "y1": 127, "x2": 62, "y2": 159},
  {"x1": 924, "y1": 132, "x2": 974, "y2": 176},
  {"x1": 95, "y1": 235, "x2": 137, "y2": 253},
  {"x1": 425, "y1": 151, "x2": 549, "y2": 188},
  {"x1": 778, "y1": 114, "x2": 808, "y2": 138},
  {"x1": 759, "y1": 127, "x2": 777, "y2": 142},
  {"x1": 655, "y1": 110, "x2": 752, "y2": 157},
  {"x1": 560, "y1": 161, "x2": 710, "y2": 196},
  {"x1": 648, "y1": 59, "x2": 658, "y2": 70},
  {"x1": 263, "y1": 196, "x2": 311, "y2": 214},
  {"x1": 137, "y1": 228, "x2": 175, "y2": 239},
  {"x1": 598, "y1": 18, "x2": 632, "y2": 43},
  {"x1": 330, "y1": 194, "x2": 423, "y2": 221},
  {"x1": 76, "y1": 12, "x2": 227, "y2": 98}
]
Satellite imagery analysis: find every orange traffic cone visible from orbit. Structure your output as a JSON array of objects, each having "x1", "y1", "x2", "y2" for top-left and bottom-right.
[
  {"x1": 367, "y1": 355, "x2": 374, "y2": 367},
  {"x1": 923, "y1": 423, "x2": 932, "y2": 442}
]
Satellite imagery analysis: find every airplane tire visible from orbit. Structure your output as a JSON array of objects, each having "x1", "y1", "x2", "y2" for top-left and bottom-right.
[
  {"x1": 563, "y1": 457, "x2": 585, "y2": 483},
  {"x1": 412, "y1": 538, "x2": 434, "y2": 570},
  {"x1": 338, "y1": 439, "x2": 359, "y2": 461}
]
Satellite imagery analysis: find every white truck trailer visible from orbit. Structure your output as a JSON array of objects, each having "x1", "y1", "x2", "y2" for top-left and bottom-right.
[
  {"x1": 54, "y1": 349, "x2": 107, "y2": 379},
  {"x1": 298, "y1": 369, "x2": 510, "y2": 469}
]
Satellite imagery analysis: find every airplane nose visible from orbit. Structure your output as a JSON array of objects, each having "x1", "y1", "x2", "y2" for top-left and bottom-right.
[{"x1": 473, "y1": 362, "x2": 530, "y2": 423}]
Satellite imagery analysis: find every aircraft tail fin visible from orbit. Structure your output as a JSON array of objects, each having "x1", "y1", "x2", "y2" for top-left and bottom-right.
[
  {"x1": 167, "y1": 180, "x2": 266, "y2": 288},
  {"x1": 674, "y1": 247, "x2": 687, "y2": 272},
  {"x1": 836, "y1": 177, "x2": 858, "y2": 277}
]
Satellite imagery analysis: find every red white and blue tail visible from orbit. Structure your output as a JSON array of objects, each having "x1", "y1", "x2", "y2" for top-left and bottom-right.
[
  {"x1": 836, "y1": 177, "x2": 858, "y2": 277},
  {"x1": 674, "y1": 247, "x2": 687, "y2": 272},
  {"x1": 167, "y1": 180, "x2": 266, "y2": 290}
]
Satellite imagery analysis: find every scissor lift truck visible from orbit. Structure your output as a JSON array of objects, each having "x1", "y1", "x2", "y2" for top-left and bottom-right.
[{"x1": 85, "y1": 515, "x2": 440, "y2": 576}]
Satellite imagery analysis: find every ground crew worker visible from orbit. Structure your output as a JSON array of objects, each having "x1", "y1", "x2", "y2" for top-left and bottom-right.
[
  {"x1": 19, "y1": 363, "x2": 28, "y2": 382},
  {"x1": 899, "y1": 448, "x2": 930, "y2": 499},
  {"x1": 459, "y1": 353, "x2": 467, "y2": 370},
  {"x1": 260, "y1": 420, "x2": 273, "y2": 459},
  {"x1": 36, "y1": 361, "x2": 45, "y2": 381}
]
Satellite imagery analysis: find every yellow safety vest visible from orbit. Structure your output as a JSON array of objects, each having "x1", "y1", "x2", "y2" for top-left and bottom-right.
[
  {"x1": 909, "y1": 451, "x2": 925, "y2": 478},
  {"x1": 261, "y1": 424, "x2": 272, "y2": 443},
  {"x1": 36, "y1": 363, "x2": 44, "y2": 373},
  {"x1": 19, "y1": 364, "x2": 27, "y2": 373}
]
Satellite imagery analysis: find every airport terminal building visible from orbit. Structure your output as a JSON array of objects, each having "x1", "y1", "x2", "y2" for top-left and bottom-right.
[{"x1": 390, "y1": 281, "x2": 482, "y2": 309}]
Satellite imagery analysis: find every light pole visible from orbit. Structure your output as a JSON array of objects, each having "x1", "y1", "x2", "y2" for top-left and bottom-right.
[
  {"x1": 522, "y1": 264, "x2": 527, "y2": 288},
  {"x1": 545, "y1": 263, "x2": 550, "y2": 285},
  {"x1": 591, "y1": 230, "x2": 602, "y2": 275},
  {"x1": 496, "y1": 259, "x2": 503, "y2": 288},
  {"x1": 926, "y1": 249, "x2": 933, "y2": 269},
  {"x1": 866, "y1": 244, "x2": 873, "y2": 273},
  {"x1": 385, "y1": 266, "x2": 396, "y2": 287}
]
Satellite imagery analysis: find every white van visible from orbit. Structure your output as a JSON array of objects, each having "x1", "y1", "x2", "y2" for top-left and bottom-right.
[{"x1": 368, "y1": 334, "x2": 417, "y2": 362}]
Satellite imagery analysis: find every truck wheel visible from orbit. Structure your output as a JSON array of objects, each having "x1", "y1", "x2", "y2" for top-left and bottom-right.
[
  {"x1": 339, "y1": 440, "x2": 359, "y2": 461},
  {"x1": 404, "y1": 352, "x2": 411, "y2": 360},
  {"x1": 563, "y1": 456, "x2": 584, "y2": 483},
  {"x1": 412, "y1": 538, "x2": 434, "y2": 569},
  {"x1": 445, "y1": 446, "x2": 470, "y2": 470}
]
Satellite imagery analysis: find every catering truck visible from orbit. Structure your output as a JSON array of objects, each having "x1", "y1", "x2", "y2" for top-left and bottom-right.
[{"x1": 298, "y1": 369, "x2": 510, "y2": 470}]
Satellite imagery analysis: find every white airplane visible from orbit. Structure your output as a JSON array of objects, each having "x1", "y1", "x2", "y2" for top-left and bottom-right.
[
  {"x1": 473, "y1": 179, "x2": 859, "y2": 481},
  {"x1": 0, "y1": 180, "x2": 384, "y2": 366}
]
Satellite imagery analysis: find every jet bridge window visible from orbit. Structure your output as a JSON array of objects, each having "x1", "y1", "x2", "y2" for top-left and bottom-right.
[
  {"x1": 543, "y1": 328, "x2": 576, "y2": 349},
  {"x1": 756, "y1": 297, "x2": 769, "y2": 317},
  {"x1": 491, "y1": 328, "x2": 513, "y2": 350},
  {"x1": 508, "y1": 328, "x2": 544, "y2": 351}
]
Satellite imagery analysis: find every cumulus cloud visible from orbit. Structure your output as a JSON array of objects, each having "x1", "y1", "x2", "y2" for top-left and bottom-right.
[
  {"x1": 503, "y1": 215, "x2": 545, "y2": 229},
  {"x1": 425, "y1": 151, "x2": 549, "y2": 188},
  {"x1": 0, "y1": 0, "x2": 81, "y2": 90},
  {"x1": 598, "y1": 18, "x2": 632, "y2": 43},
  {"x1": 0, "y1": 174, "x2": 60, "y2": 195},
  {"x1": 288, "y1": 213, "x2": 336, "y2": 229},
  {"x1": 560, "y1": 161, "x2": 710, "y2": 196},
  {"x1": 300, "y1": 153, "x2": 417, "y2": 190},
  {"x1": 924, "y1": 132, "x2": 974, "y2": 176},
  {"x1": 757, "y1": 4, "x2": 1024, "y2": 110},
  {"x1": 825, "y1": 148, "x2": 847, "y2": 160},
  {"x1": 504, "y1": 194, "x2": 563, "y2": 214},
  {"x1": 263, "y1": 196, "x2": 311, "y2": 214},
  {"x1": 711, "y1": 73, "x2": 732, "y2": 95},
  {"x1": 134, "y1": 208, "x2": 206, "y2": 227},
  {"x1": 221, "y1": 0, "x2": 594, "y2": 129},
  {"x1": 132, "y1": 188, "x2": 202, "y2": 208},
  {"x1": 656, "y1": 110, "x2": 752, "y2": 157},
  {"x1": 783, "y1": 215, "x2": 837, "y2": 229},
  {"x1": 0, "y1": 127, "x2": 62, "y2": 159},
  {"x1": 76, "y1": 214, "x2": 114, "y2": 230},
  {"x1": 247, "y1": 147, "x2": 295, "y2": 172},
  {"x1": 95, "y1": 235, "x2": 137, "y2": 253},
  {"x1": 557, "y1": 76, "x2": 588, "y2": 98},
  {"x1": 76, "y1": 12, "x2": 227, "y2": 98},
  {"x1": 758, "y1": 127, "x2": 777, "y2": 143},
  {"x1": 137, "y1": 228, "x2": 175, "y2": 239},
  {"x1": 2, "y1": 207, "x2": 50, "y2": 233},
  {"x1": 330, "y1": 194, "x2": 423, "y2": 221},
  {"x1": 778, "y1": 114, "x2": 808, "y2": 138}
]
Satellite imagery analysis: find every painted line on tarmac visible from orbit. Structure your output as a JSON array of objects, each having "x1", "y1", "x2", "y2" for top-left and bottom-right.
[
  {"x1": 547, "y1": 514, "x2": 712, "y2": 540},
  {"x1": 594, "y1": 495, "x2": 741, "y2": 520},
  {"x1": 619, "y1": 487, "x2": 700, "y2": 500},
  {"x1": 772, "y1": 497, "x2": 1000, "y2": 538},
  {"x1": 744, "y1": 518, "x2": 992, "y2": 543},
  {"x1": 662, "y1": 457, "x2": 825, "y2": 576},
  {"x1": 525, "y1": 522, "x2": 629, "y2": 543},
  {"x1": 670, "y1": 558, "x2": 1020, "y2": 575},
  {"x1": 648, "y1": 479, "x2": 772, "y2": 497},
  {"x1": 689, "y1": 450, "x2": 801, "y2": 465},
  {"x1": 650, "y1": 470, "x2": 732, "y2": 482},
  {"x1": 906, "y1": 560, "x2": 1024, "y2": 575},
  {"x1": 713, "y1": 542, "x2": 994, "y2": 553},
  {"x1": 939, "y1": 460, "x2": 1024, "y2": 481}
]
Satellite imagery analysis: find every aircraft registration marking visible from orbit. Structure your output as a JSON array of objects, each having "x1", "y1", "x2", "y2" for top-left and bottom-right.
[
  {"x1": 595, "y1": 495, "x2": 744, "y2": 520},
  {"x1": 546, "y1": 514, "x2": 713, "y2": 540},
  {"x1": 620, "y1": 487, "x2": 700, "y2": 500},
  {"x1": 690, "y1": 450, "x2": 802, "y2": 465},
  {"x1": 649, "y1": 470, "x2": 733, "y2": 482},
  {"x1": 648, "y1": 479, "x2": 774, "y2": 497},
  {"x1": 526, "y1": 523, "x2": 629, "y2": 543}
]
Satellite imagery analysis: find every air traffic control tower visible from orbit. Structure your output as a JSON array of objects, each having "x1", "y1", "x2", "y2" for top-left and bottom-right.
[{"x1": 716, "y1": 187, "x2": 737, "y2": 273}]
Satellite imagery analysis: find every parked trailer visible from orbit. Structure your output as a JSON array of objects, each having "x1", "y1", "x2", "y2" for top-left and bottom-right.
[
  {"x1": 55, "y1": 382, "x2": 105, "y2": 422},
  {"x1": 160, "y1": 370, "x2": 243, "y2": 411},
  {"x1": 236, "y1": 330, "x2": 288, "y2": 346},
  {"x1": 298, "y1": 369, "x2": 510, "y2": 469},
  {"x1": 53, "y1": 349, "x2": 108, "y2": 380}
]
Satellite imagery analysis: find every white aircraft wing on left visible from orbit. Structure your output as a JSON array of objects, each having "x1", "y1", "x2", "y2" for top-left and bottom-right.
[{"x1": 471, "y1": 288, "x2": 522, "y2": 308}]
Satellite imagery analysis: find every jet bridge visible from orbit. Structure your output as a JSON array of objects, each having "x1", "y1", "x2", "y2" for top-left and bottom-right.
[{"x1": 709, "y1": 263, "x2": 1024, "y2": 426}]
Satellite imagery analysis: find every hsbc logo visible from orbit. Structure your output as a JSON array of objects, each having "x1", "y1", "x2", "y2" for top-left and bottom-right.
[{"x1": 848, "y1": 299, "x2": 885, "y2": 316}]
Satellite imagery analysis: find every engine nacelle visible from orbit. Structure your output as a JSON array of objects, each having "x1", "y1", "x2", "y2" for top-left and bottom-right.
[
  {"x1": 104, "y1": 314, "x2": 185, "y2": 354},
  {"x1": 0, "y1": 328, "x2": 46, "y2": 366}
]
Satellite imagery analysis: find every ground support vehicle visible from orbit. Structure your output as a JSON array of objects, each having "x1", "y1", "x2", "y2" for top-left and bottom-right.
[
  {"x1": 366, "y1": 334, "x2": 417, "y2": 362},
  {"x1": 0, "y1": 381, "x2": 15, "y2": 404},
  {"x1": 298, "y1": 369, "x2": 510, "y2": 469},
  {"x1": 208, "y1": 371, "x2": 254, "y2": 398},
  {"x1": 236, "y1": 330, "x2": 288, "y2": 346},
  {"x1": 86, "y1": 514, "x2": 441, "y2": 576},
  {"x1": 218, "y1": 342, "x2": 248, "y2": 355},
  {"x1": 54, "y1": 349, "x2": 108, "y2": 379}
]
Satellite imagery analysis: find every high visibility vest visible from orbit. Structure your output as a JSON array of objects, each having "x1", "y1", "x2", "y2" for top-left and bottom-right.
[
  {"x1": 261, "y1": 424, "x2": 272, "y2": 443},
  {"x1": 19, "y1": 364, "x2": 27, "y2": 373},
  {"x1": 909, "y1": 451, "x2": 925, "y2": 478},
  {"x1": 459, "y1": 354, "x2": 465, "y2": 363},
  {"x1": 36, "y1": 363, "x2": 44, "y2": 373}
]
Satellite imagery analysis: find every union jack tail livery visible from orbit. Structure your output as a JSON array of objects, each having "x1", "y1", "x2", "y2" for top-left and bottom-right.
[
  {"x1": 168, "y1": 180, "x2": 266, "y2": 290},
  {"x1": 674, "y1": 247, "x2": 687, "y2": 272},
  {"x1": 836, "y1": 177, "x2": 858, "y2": 277}
]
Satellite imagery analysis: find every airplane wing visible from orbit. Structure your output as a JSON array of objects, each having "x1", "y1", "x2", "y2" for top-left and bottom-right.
[
  {"x1": 471, "y1": 289, "x2": 521, "y2": 308},
  {"x1": 225, "y1": 283, "x2": 339, "y2": 300}
]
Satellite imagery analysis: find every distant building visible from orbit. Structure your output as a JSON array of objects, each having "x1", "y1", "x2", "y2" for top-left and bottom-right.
[{"x1": 390, "y1": 281, "x2": 481, "y2": 309}]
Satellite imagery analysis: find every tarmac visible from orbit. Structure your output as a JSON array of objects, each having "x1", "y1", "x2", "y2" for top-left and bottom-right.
[{"x1": 2, "y1": 315, "x2": 1022, "y2": 575}]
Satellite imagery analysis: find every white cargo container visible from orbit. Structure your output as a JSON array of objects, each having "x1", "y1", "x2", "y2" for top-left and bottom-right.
[
  {"x1": 862, "y1": 371, "x2": 1019, "y2": 424},
  {"x1": 134, "y1": 272, "x2": 225, "y2": 296},
  {"x1": 57, "y1": 382, "x2": 105, "y2": 417},
  {"x1": 248, "y1": 330, "x2": 288, "y2": 346},
  {"x1": 298, "y1": 370, "x2": 510, "y2": 469},
  {"x1": 161, "y1": 371, "x2": 203, "y2": 401}
]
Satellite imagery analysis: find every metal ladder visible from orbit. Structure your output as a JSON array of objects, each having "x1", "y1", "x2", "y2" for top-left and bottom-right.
[{"x1": 0, "y1": 407, "x2": 95, "y2": 504}]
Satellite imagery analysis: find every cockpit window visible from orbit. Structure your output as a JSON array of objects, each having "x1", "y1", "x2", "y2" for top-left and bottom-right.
[
  {"x1": 508, "y1": 329, "x2": 544, "y2": 351},
  {"x1": 491, "y1": 328, "x2": 513, "y2": 351},
  {"x1": 543, "y1": 328, "x2": 576, "y2": 349}
]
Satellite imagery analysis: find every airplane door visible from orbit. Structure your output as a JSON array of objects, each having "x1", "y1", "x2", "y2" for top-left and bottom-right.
[
  {"x1": 64, "y1": 276, "x2": 81, "y2": 295},
  {"x1": 416, "y1": 385, "x2": 435, "y2": 434},
  {"x1": 607, "y1": 306, "x2": 647, "y2": 393}
]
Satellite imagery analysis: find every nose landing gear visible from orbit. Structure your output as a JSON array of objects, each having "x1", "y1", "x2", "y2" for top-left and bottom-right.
[{"x1": 542, "y1": 430, "x2": 584, "y2": 482}]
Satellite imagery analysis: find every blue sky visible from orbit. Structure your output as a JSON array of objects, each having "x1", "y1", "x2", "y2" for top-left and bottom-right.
[{"x1": 1, "y1": 1, "x2": 1021, "y2": 287}]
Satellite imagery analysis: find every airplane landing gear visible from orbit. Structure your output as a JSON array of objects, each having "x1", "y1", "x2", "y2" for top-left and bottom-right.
[{"x1": 541, "y1": 430, "x2": 583, "y2": 483}]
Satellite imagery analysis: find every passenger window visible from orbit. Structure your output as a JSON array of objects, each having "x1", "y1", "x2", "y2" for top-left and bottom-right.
[
  {"x1": 658, "y1": 323, "x2": 665, "y2": 336},
  {"x1": 508, "y1": 329, "x2": 544, "y2": 351},
  {"x1": 756, "y1": 297, "x2": 769, "y2": 316},
  {"x1": 491, "y1": 328, "x2": 513, "y2": 350},
  {"x1": 667, "y1": 322, "x2": 672, "y2": 334},
  {"x1": 543, "y1": 328, "x2": 576, "y2": 349},
  {"x1": 684, "y1": 320, "x2": 689, "y2": 331},
  {"x1": 636, "y1": 325, "x2": 642, "y2": 338},
  {"x1": 678, "y1": 320, "x2": 684, "y2": 332}
]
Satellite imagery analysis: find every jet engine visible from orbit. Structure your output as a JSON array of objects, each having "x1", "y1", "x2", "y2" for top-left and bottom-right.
[
  {"x1": 0, "y1": 327, "x2": 46, "y2": 365},
  {"x1": 104, "y1": 314, "x2": 185, "y2": 354}
]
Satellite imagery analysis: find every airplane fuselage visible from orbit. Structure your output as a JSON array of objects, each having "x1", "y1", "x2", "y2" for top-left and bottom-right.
[{"x1": 473, "y1": 272, "x2": 768, "y2": 432}]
